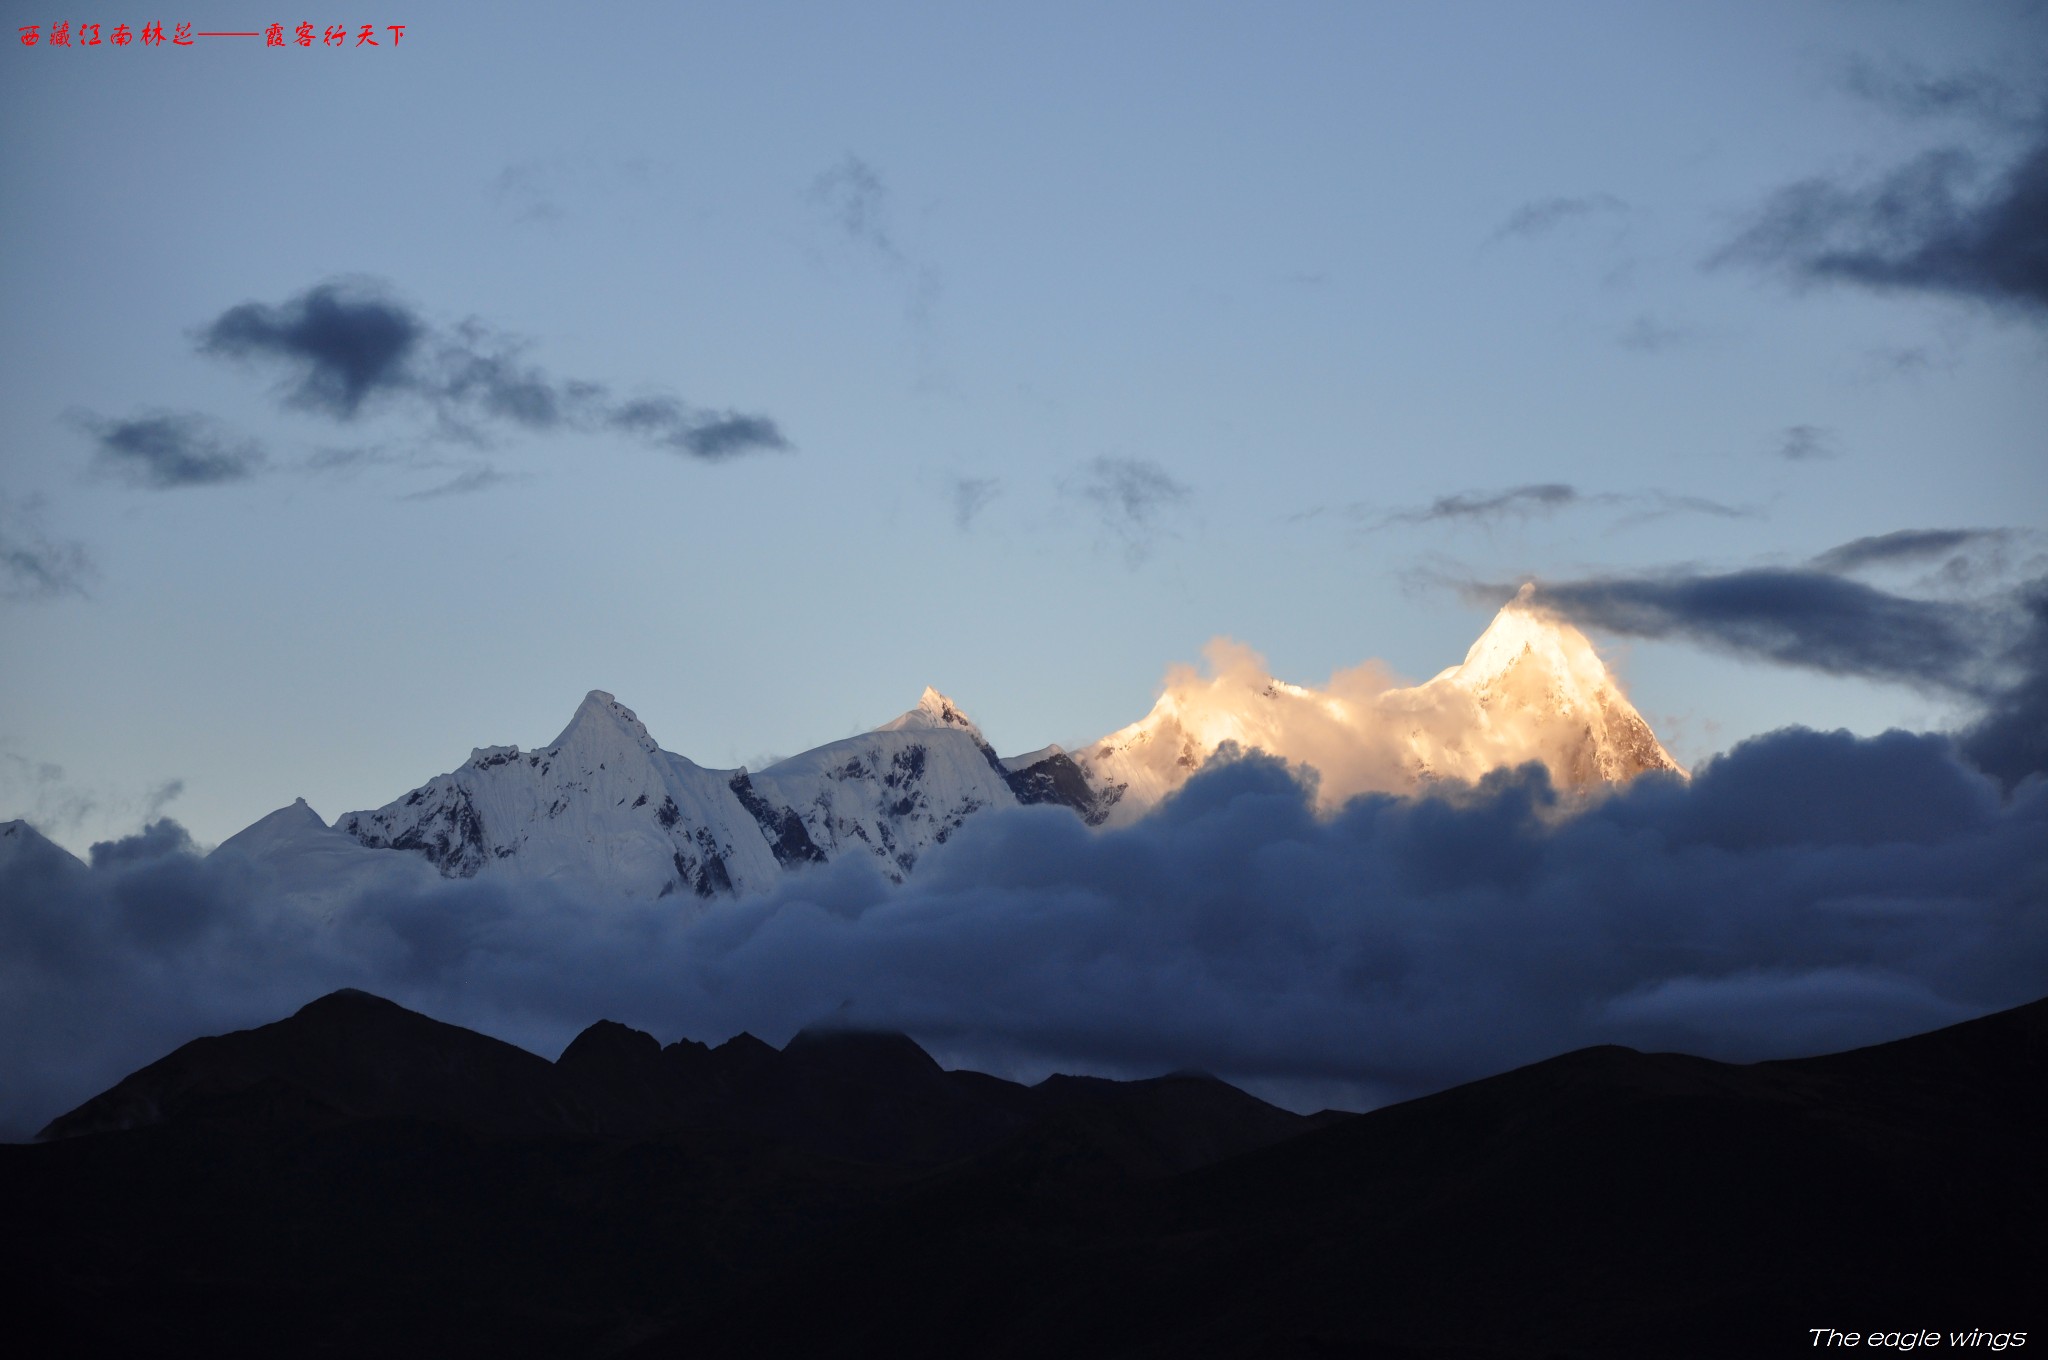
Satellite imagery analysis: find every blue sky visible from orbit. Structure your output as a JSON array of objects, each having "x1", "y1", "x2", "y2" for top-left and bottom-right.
[{"x1": 4, "y1": 0, "x2": 2044, "y2": 855}]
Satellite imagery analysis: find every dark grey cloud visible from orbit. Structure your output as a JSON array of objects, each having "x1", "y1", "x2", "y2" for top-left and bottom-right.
[
  {"x1": 1067, "y1": 457, "x2": 1192, "y2": 561},
  {"x1": 1959, "y1": 575, "x2": 2048, "y2": 791},
  {"x1": 1775, "y1": 424, "x2": 1839, "y2": 461},
  {"x1": 75, "y1": 412, "x2": 264, "y2": 488},
  {"x1": 1513, "y1": 568, "x2": 2009, "y2": 697},
  {"x1": 434, "y1": 324, "x2": 597, "y2": 433},
  {"x1": 0, "y1": 496, "x2": 94, "y2": 601},
  {"x1": 677, "y1": 414, "x2": 792, "y2": 461},
  {"x1": 1715, "y1": 129, "x2": 2048, "y2": 320},
  {"x1": 1490, "y1": 193, "x2": 1628, "y2": 242},
  {"x1": 951, "y1": 476, "x2": 1000, "y2": 530},
  {"x1": 1811, "y1": 528, "x2": 2007, "y2": 574},
  {"x1": 4, "y1": 728, "x2": 2043, "y2": 1140},
  {"x1": 200, "y1": 283, "x2": 421, "y2": 419},
  {"x1": 606, "y1": 398, "x2": 791, "y2": 461},
  {"x1": 87, "y1": 817, "x2": 197, "y2": 869},
  {"x1": 196, "y1": 281, "x2": 791, "y2": 460}
]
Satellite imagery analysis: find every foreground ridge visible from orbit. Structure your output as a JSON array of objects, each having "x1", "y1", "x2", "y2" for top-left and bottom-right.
[{"x1": 14, "y1": 990, "x2": 2042, "y2": 1358}]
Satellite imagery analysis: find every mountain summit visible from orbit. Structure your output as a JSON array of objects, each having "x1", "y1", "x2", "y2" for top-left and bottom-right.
[
  {"x1": 1428, "y1": 585, "x2": 1679, "y2": 786},
  {"x1": 212, "y1": 594, "x2": 1679, "y2": 897},
  {"x1": 1075, "y1": 589, "x2": 1681, "y2": 823},
  {"x1": 878, "y1": 687, "x2": 988, "y2": 741}
]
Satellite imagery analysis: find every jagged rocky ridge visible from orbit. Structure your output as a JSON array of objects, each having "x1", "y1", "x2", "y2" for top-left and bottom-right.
[{"x1": 209, "y1": 593, "x2": 1681, "y2": 898}]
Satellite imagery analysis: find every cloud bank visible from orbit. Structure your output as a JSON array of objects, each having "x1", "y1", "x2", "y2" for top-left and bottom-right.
[{"x1": 4, "y1": 718, "x2": 2042, "y2": 1141}]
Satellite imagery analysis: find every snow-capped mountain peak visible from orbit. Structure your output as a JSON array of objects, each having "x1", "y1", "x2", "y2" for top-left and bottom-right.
[
  {"x1": 1437, "y1": 585, "x2": 1603, "y2": 699},
  {"x1": 1, "y1": 817, "x2": 86, "y2": 876},
  {"x1": 877, "y1": 687, "x2": 987, "y2": 743},
  {"x1": 218, "y1": 797, "x2": 328, "y2": 844},
  {"x1": 1420, "y1": 586, "x2": 1683, "y2": 785},
  {"x1": 1074, "y1": 590, "x2": 1682, "y2": 824},
  {"x1": 546, "y1": 689, "x2": 660, "y2": 757}
]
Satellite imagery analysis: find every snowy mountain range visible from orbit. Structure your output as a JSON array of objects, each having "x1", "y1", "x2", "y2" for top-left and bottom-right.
[{"x1": 10, "y1": 592, "x2": 1680, "y2": 899}]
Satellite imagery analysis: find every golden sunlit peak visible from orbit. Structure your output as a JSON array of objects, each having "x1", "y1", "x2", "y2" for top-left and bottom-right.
[{"x1": 1073, "y1": 594, "x2": 1684, "y2": 823}]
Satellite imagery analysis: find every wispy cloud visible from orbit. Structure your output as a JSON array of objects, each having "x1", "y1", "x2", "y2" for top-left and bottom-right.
[
  {"x1": 301, "y1": 445, "x2": 519, "y2": 502},
  {"x1": 812, "y1": 154, "x2": 899, "y2": 260},
  {"x1": 0, "y1": 496, "x2": 94, "y2": 601},
  {"x1": 1489, "y1": 193, "x2": 1628, "y2": 242},
  {"x1": 1066, "y1": 457, "x2": 1192, "y2": 563},
  {"x1": 951, "y1": 476, "x2": 1000, "y2": 530},
  {"x1": 484, "y1": 154, "x2": 653, "y2": 227},
  {"x1": 74, "y1": 412, "x2": 264, "y2": 488},
  {"x1": 1617, "y1": 315, "x2": 1700, "y2": 354},
  {"x1": 1774, "y1": 425, "x2": 1839, "y2": 462},
  {"x1": 399, "y1": 466, "x2": 516, "y2": 501},
  {"x1": 0, "y1": 754, "x2": 181, "y2": 841},
  {"x1": 487, "y1": 158, "x2": 565, "y2": 225},
  {"x1": 1365, "y1": 484, "x2": 1752, "y2": 532},
  {"x1": 809, "y1": 154, "x2": 945, "y2": 335},
  {"x1": 1842, "y1": 57, "x2": 2025, "y2": 128},
  {"x1": 1811, "y1": 528, "x2": 2007, "y2": 575},
  {"x1": 1385, "y1": 483, "x2": 1579, "y2": 526}
]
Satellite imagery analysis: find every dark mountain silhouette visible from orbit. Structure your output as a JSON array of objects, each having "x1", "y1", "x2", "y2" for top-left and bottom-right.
[
  {"x1": 38, "y1": 989, "x2": 580, "y2": 1140},
  {"x1": 37, "y1": 989, "x2": 1316, "y2": 1169},
  {"x1": 6, "y1": 991, "x2": 2041, "y2": 1358}
]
